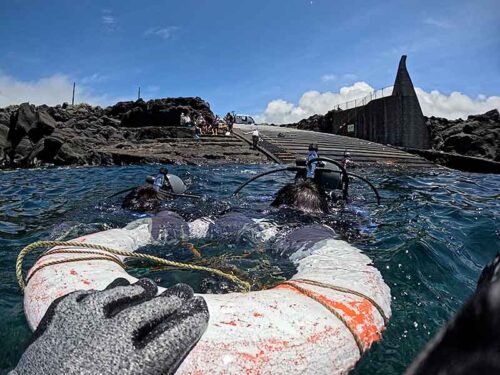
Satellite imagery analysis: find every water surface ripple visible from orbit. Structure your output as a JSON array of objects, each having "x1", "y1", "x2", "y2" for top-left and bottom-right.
[{"x1": 0, "y1": 165, "x2": 498, "y2": 374}]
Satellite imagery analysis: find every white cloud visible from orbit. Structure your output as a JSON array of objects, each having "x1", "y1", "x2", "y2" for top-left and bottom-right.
[
  {"x1": 423, "y1": 17, "x2": 452, "y2": 29},
  {"x1": 101, "y1": 15, "x2": 115, "y2": 25},
  {"x1": 100, "y1": 9, "x2": 117, "y2": 31},
  {"x1": 0, "y1": 72, "x2": 121, "y2": 107},
  {"x1": 256, "y1": 82, "x2": 500, "y2": 124},
  {"x1": 81, "y1": 73, "x2": 109, "y2": 84},
  {"x1": 256, "y1": 82, "x2": 375, "y2": 124},
  {"x1": 321, "y1": 74, "x2": 337, "y2": 82},
  {"x1": 144, "y1": 26, "x2": 179, "y2": 40},
  {"x1": 321, "y1": 73, "x2": 357, "y2": 83},
  {"x1": 416, "y1": 88, "x2": 500, "y2": 119}
]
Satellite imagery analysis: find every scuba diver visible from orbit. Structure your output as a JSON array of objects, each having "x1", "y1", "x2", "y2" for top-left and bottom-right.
[
  {"x1": 341, "y1": 150, "x2": 353, "y2": 170},
  {"x1": 305, "y1": 144, "x2": 319, "y2": 179},
  {"x1": 153, "y1": 167, "x2": 171, "y2": 192},
  {"x1": 234, "y1": 150, "x2": 381, "y2": 212},
  {"x1": 122, "y1": 167, "x2": 190, "y2": 212}
]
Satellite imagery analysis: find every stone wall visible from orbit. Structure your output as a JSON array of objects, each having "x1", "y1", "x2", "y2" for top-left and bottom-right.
[{"x1": 294, "y1": 56, "x2": 431, "y2": 149}]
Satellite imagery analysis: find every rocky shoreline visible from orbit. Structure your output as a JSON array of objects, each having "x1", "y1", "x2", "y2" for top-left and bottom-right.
[
  {"x1": 0, "y1": 97, "x2": 267, "y2": 169},
  {"x1": 425, "y1": 109, "x2": 499, "y2": 162}
]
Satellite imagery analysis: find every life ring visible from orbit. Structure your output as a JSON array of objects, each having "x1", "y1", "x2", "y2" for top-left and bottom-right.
[{"x1": 23, "y1": 212, "x2": 391, "y2": 374}]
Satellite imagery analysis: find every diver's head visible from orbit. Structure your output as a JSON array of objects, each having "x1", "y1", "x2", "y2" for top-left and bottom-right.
[
  {"x1": 159, "y1": 167, "x2": 168, "y2": 175},
  {"x1": 308, "y1": 144, "x2": 315, "y2": 151},
  {"x1": 271, "y1": 179, "x2": 329, "y2": 214},
  {"x1": 122, "y1": 185, "x2": 161, "y2": 212}
]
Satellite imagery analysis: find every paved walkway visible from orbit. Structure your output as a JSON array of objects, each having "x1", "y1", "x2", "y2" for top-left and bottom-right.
[{"x1": 234, "y1": 124, "x2": 434, "y2": 167}]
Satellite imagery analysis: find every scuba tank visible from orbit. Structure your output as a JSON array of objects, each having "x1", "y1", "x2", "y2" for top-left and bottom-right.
[
  {"x1": 316, "y1": 161, "x2": 342, "y2": 190},
  {"x1": 146, "y1": 174, "x2": 187, "y2": 194},
  {"x1": 166, "y1": 174, "x2": 187, "y2": 194},
  {"x1": 294, "y1": 158, "x2": 342, "y2": 190}
]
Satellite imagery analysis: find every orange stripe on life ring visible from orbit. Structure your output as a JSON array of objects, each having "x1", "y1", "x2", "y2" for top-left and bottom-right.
[{"x1": 274, "y1": 282, "x2": 380, "y2": 350}]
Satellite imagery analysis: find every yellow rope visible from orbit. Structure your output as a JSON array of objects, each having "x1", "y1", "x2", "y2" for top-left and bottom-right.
[
  {"x1": 183, "y1": 242, "x2": 202, "y2": 258},
  {"x1": 16, "y1": 241, "x2": 251, "y2": 292}
]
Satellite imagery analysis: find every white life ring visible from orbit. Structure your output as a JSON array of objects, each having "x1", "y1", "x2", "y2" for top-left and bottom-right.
[{"x1": 24, "y1": 214, "x2": 391, "y2": 374}]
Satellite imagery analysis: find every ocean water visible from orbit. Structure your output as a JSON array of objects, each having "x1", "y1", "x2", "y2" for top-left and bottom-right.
[{"x1": 0, "y1": 164, "x2": 499, "y2": 374}]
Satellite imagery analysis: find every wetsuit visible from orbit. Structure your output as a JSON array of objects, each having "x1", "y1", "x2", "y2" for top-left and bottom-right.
[
  {"x1": 306, "y1": 150, "x2": 318, "y2": 178},
  {"x1": 153, "y1": 173, "x2": 166, "y2": 192}
]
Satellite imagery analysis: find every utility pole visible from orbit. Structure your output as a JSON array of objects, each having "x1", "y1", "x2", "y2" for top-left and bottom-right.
[
  {"x1": 138, "y1": 87, "x2": 141, "y2": 100},
  {"x1": 72, "y1": 82, "x2": 76, "y2": 105}
]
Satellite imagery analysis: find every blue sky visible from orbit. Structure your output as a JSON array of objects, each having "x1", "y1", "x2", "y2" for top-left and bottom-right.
[{"x1": 1, "y1": 0, "x2": 499, "y2": 121}]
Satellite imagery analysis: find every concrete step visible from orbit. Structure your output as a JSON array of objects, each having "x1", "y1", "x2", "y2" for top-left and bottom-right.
[{"x1": 235, "y1": 124, "x2": 435, "y2": 168}]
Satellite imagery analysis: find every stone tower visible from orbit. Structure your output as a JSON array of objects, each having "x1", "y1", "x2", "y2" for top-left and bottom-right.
[{"x1": 392, "y1": 55, "x2": 430, "y2": 149}]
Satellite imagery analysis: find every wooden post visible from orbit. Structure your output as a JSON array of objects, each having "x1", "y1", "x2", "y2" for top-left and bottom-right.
[{"x1": 72, "y1": 82, "x2": 75, "y2": 105}]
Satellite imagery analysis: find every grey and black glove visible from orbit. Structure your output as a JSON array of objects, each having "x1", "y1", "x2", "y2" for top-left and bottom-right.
[{"x1": 11, "y1": 278, "x2": 209, "y2": 375}]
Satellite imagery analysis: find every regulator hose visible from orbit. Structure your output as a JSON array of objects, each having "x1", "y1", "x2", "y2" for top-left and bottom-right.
[{"x1": 232, "y1": 167, "x2": 302, "y2": 196}]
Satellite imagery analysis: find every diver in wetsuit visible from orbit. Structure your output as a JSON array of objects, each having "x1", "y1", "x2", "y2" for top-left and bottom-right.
[
  {"x1": 153, "y1": 167, "x2": 171, "y2": 193},
  {"x1": 306, "y1": 144, "x2": 319, "y2": 179}
]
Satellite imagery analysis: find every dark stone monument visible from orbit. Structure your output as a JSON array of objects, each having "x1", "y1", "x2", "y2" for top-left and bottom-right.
[
  {"x1": 294, "y1": 55, "x2": 431, "y2": 149},
  {"x1": 392, "y1": 55, "x2": 430, "y2": 149}
]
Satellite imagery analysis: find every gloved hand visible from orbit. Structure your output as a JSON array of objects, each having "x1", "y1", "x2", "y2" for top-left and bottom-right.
[{"x1": 11, "y1": 278, "x2": 209, "y2": 375}]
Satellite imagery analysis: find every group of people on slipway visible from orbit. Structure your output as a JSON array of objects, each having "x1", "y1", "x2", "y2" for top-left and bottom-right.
[{"x1": 180, "y1": 112, "x2": 235, "y2": 139}]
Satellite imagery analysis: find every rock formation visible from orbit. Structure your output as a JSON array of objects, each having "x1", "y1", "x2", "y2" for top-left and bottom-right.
[
  {"x1": 0, "y1": 97, "x2": 265, "y2": 168},
  {"x1": 426, "y1": 109, "x2": 499, "y2": 161}
]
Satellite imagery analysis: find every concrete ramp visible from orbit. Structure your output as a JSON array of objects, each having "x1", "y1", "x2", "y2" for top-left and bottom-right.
[{"x1": 234, "y1": 124, "x2": 434, "y2": 168}]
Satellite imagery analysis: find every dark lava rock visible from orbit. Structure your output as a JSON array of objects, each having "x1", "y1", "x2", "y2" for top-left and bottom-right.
[
  {"x1": 115, "y1": 97, "x2": 214, "y2": 127},
  {"x1": 102, "y1": 116, "x2": 120, "y2": 128},
  {"x1": 10, "y1": 103, "x2": 37, "y2": 139},
  {"x1": 0, "y1": 124, "x2": 9, "y2": 165},
  {"x1": 106, "y1": 99, "x2": 146, "y2": 117},
  {"x1": 427, "y1": 109, "x2": 500, "y2": 161},
  {"x1": 26, "y1": 136, "x2": 64, "y2": 164},
  {"x1": 134, "y1": 126, "x2": 194, "y2": 140},
  {"x1": 53, "y1": 142, "x2": 87, "y2": 165},
  {"x1": 28, "y1": 110, "x2": 56, "y2": 142},
  {"x1": 0, "y1": 96, "x2": 267, "y2": 169},
  {"x1": 9, "y1": 136, "x2": 33, "y2": 164}
]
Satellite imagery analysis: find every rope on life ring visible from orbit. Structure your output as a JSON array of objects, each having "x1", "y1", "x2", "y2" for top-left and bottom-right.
[
  {"x1": 16, "y1": 241, "x2": 251, "y2": 292},
  {"x1": 280, "y1": 279, "x2": 389, "y2": 356}
]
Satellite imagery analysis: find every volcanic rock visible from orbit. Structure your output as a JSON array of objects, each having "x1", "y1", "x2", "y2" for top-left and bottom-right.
[
  {"x1": 427, "y1": 109, "x2": 500, "y2": 161},
  {"x1": 0, "y1": 97, "x2": 268, "y2": 169},
  {"x1": 10, "y1": 103, "x2": 37, "y2": 139},
  {"x1": 28, "y1": 110, "x2": 56, "y2": 142}
]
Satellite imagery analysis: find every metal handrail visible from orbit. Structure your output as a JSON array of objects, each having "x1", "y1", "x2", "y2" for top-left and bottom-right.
[{"x1": 333, "y1": 85, "x2": 393, "y2": 112}]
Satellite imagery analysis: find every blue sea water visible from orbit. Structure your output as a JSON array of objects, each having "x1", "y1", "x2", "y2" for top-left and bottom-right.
[{"x1": 0, "y1": 164, "x2": 499, "y2": 374}]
